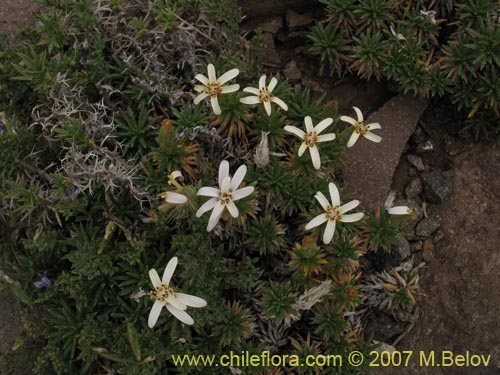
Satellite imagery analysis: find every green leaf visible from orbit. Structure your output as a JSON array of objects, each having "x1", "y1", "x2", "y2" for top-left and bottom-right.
[
  {"x1": 127, "y1": 322, "x2": 141, "y2": 362},
  {"x1": 9, "y1": 283, "x2": 33, "y2": 306}
]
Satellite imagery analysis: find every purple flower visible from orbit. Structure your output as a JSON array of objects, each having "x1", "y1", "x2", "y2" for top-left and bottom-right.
[{"x1": 34, "y1": 275, "x2": 51, "y2": 289}]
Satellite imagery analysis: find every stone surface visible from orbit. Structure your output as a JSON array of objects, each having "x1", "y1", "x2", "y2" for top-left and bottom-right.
[
  {"x1": 260, "y1": 33, "x2": 281, "y2": 68},
  {"x1": 239, "y1": 0, "x2": 314, "y2": 17},
  {"x1": 395, "y1": 235, "x2": 411, "y2": 260},
  {"x1": 415, "y1": 212, "x2": 441, "y2": 237},
  {"x1": 406, "y1": 154, "x2": 425, "y2": 172},
  {"x1": 283, "y1": 60, "x2": 302, "y2": 81},
  {"x1": 0, "y1": 289, "x2": 22, "y2": 354},
  {"x1": 405, "y1": 177, "x2": 422, "y2": 199},
  {"x1": 285, "y1": 9, "x2": 313, "y2": 29},
  {"x1": 422, "y1": 171, "x2": 453, "y2": 204},
  {"x1": 342, "y1": 94, "x2": 428, "y2": 210},
  {"x1": 379, "y1": 143, "x2": 500, "y2": 375},
  {"x1": 241, "y1": 16, "x2": 283, "y2": 34}
]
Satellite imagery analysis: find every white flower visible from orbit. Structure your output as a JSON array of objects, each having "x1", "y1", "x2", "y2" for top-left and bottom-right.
[
  {"x1": 240, "y1": 75, "x2": 288, "y2": 116},
  {"x1": 390, "y1": 24, "x2": 406, "y2": 40},
  {"x1": 284, "y1": 116, "x2": 336, "y2": 170},
  {"x1": 168, "y1": 170, "x2": 183, "y2": 185},
  {"x1": 159, "y1": 191, "x2": 187, "y2": 204},
  {"x1": 196, "y1": 160, "x2": 254, "y2": 231},
  {"x1": 194, "y1": 64, "x2": 240, "y2": 115},
  {"x1": 340, "y1": 107, "x2": 382, "y2": 148},
  {"x1": 384, "y1": 191, "x2": 413, "y2": 215},
  {"x1": 305, "y1": 182, "x2": 364, "y2": 244},
  {"x1": 148, "y1": 257, "x2": 207, "y2": 327}
]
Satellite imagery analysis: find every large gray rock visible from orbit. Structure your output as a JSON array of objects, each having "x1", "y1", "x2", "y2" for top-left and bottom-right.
[
  {"x1": 422, "y1": 170, "x2": 453, "y2": 204},
  {"x1": 342, "y1": 94, "x2": 428, "y2": 209}
]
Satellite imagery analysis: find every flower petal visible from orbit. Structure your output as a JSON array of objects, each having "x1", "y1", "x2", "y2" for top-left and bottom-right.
[
  {"x1": 339, "y1": 200, "x2": 360, "y2": 214},
  {"x1": 218, "y1": 160, "x2": 230, "y2": 186},
  {"x1": 388, "y1": 206, "x2": 411, "y2": 215},
  {"x1": 264, "y1": 101, "x2": 272, "y2": 116},
  {"x1": 166, "y1": 304, "x2": 194, "y2": 325},
  {"x1": 149, "y1": 269, "x2": 162, "y2": 288},
  {"x1": 314, "y1": 118, "x2": 333, "y2": 134},
  {"x1": 340, "y1": 115, "x2": 356, "y2": 126},
  {"x1": 268, "y1": 77, "x2": 278, "y2": 91},
  {"x1": 148, "y1": 300, "x2": 165, "y2": 328},
  {"x1": 273, "y1": 97, "x2": 288, "y2": 111},
  {"x1": 323, "y1": 219, "x2": 336, "y2": 244},
  {"x1": 240, "y1": 96, "x2": 260, "y2": 105},
  {"x1": 367, "y1": 122, "x2": 381, "y2": 130},
  {"x1": 243, "y1": 87, "x2": 260, "y2": 95},
  {"x1": 167, "y1": 294, "x2": 187, "y2": 311},
  {"x1": 298, "y1": 142, "x2": 308, "y2": 156},
  {"x1": 164, "y1": 192, "x2": 187, "y2": 204},
  {"x1": 226, "y1": 201, "x2": 239, "y2": 218},
  {"x1": 207, "y1": 64, "x2": 216, "y2": 82},
  {"x1": 346, "y1": 131, "x2": 360, "y2": 148},
  {"x1": 259, "y1": 75, "x2": 266, "y2": 90},
  {"x1": 340, "y1": 212, "x2": 364, "y2": 223},
  {"x1": 221, "y1": 176, "x2": 231, "y2": 193},
  {"x1": 196, "y1": 197, "x2": 218, "y2": 217},
  {"x1": 317, "y1": 133, "x2": 336, "y2": 142},
  {"x1": 176, "y1": 293, "x2": 207, "y2": 308},
  {"x1": 309, "y1": 146, "x2": 321, "y2": 170},
  {"x1": 207, "y1": 202, "x2": 224, "y2": 231},
  {"x1": 304, "y1": 116, "x2": 314, "y2": 133},
  {"x1": 221, "y1": 84, "x2": 240, "y2": 94},
  {"x1": 232, "y1": 186, "x2": 254, "y2": 201},
  {"x1": 305, "y1": 213, "x2": 328, "y2": 230},
  {"x1": 217, "y1": 68, "x2": 239, "y2": 85},
  {"x1": 210, "y1": 96, "x2": 221, "y2": 115},
  {"x1": 194, "y1": 74, "x2": 208, "y2": 85},
  {"x1": 329, "y1": 182, "x2": 341, "y2": 206},
  {"x1": 353, "y1": 106, "x2": 364, "y2": 123},
  {"x1": 314, "y1": 191, "x2": 330, "y2": 211},
  {"x1": 364, "y1": 131, "x2": 382, "y2": 143},
  {"x1": 230, "y1": 164, "x2": 247, "y2": 190},
  {"x1": 194, "y1": 92, "x2": 208, "y2": 105},
  {"x1": 194, "y1": 85, "x2": 206, "y2": 93},
  {"x1": 284, "y1": 125, "x2": 305, "y2": 139},
  {"x1": 162, "y1": 256, "x2": 178, "y2": 285},
  {"x1": 197, "y1": 187, "x2": 220, "y2": 197}
]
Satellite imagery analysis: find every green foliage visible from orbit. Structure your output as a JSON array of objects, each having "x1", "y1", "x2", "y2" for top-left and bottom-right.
[
  {"x1": 0, "y1": 1, "x2": 420, "y2": 374},
  {"x1": 311, "y1": 0, "x2": 500, "y2": 129}
]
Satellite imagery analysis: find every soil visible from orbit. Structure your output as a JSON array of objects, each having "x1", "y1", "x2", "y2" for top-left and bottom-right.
[{"x1": 0, "y1": 0, "x2": 38, "y2": 41}]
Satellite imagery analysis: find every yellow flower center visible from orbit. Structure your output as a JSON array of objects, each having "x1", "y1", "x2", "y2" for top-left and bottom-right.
[
  {"x1": 326, "y1": 205, "x2": 341, "y2": 221},
  {"x1": 303, "y1": 132, "x2": 318, "y2": 147},
  {"x1": 205, "y1": 82, "x2": 223, "y2": 98},
  {"x1": 153, "y1": 285, "x2": 175, "y2": 303},
  {"x1": 258, "y1": 88, "x2": 273, "y2": 103},
  {"x1": 354, "y1": 122, "x2": 368, "y2": 136},
  {"x1": 219, "y1": 191, "x2": 233, "y2": 205}
]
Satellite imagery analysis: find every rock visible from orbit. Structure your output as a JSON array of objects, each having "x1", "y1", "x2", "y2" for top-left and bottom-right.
[
  {"x1": 260, "y1": 33, "x2": 281, "y2": 67},
  {"x1": 416, "y1": 139, "x2": 434, "y2": 154},
  {"x1": 422, "y1": 240, "x2": 434, "y2": 262},
  {"x1": 366, "y1": 311, "x2": 405, "y2": 342},
  {"x1": 410, "y1": 240, "x2": 423, "y2": 252},
  {"x1": 416, "y1": 212, "x2": 441, "y2": 237},
  {"x1": 0, "y1": 289, "x2": 22, "y2": 354},
  {"x1": 342, "y1": 94, "x2": 428, "y2": 210},
  {"x1": 406, "y1": 154, "x2": 425, "y2": 172},
  {"x1": 283, "y1": 60, "x2": 302, "y2": 81},
  {"x1": 241, "y1": 16, "x2": 283, "y2": 34},
  {"x1": 410, "y1": 126, "x2": 427, "y2": 144},
  {"x1": 286, "y1": 9, "x2": 313, "y2": 28},
  {"x1": 239, "y1": 0, "x2": 314, "y2": 17},
  {"x1": 395, "y1": 235, "x2": 411, "y2": 260},
  {"x1": 443, "y1": 134, "x2": 467, "y2": 156},
  {"x1": 432, "y1": 230, "x2": 445, "y2": 243},
  {"x1": 405, "y1": 177, "x2": 422, "y2": 199},
  {"x1": 421, "y1": 171, "x2": 453, "y2": 204}
]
